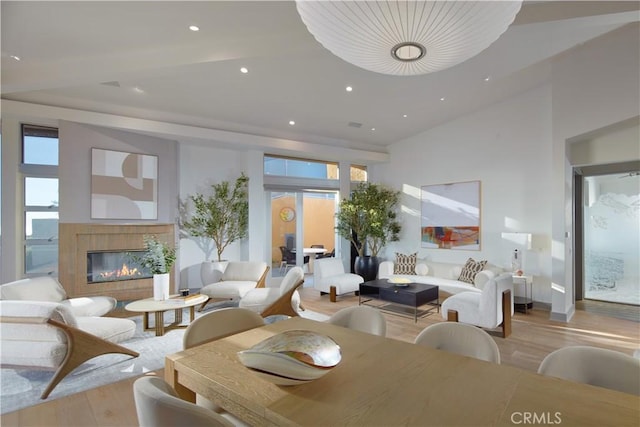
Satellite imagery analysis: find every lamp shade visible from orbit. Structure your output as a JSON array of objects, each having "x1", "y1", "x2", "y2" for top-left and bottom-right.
[{"x1": 295, "y1": 0, "x2": 523, "y2": 76}]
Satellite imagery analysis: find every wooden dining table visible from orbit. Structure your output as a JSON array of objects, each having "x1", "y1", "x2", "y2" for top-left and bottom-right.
[{"x1": 165, "y1": 317, "x2": 640, "y2": 426}]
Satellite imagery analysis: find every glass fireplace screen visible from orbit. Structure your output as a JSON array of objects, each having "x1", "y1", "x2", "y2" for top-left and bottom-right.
[{"x1": 87, "y1": 250, "x2": 152, "y2": 283}]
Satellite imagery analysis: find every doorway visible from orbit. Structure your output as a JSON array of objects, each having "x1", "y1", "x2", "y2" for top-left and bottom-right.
[
  {"x1": 270, "y1": 191, "x2": 338, "y2": 277},
  {"x1": 575, "y1": 162, "x2": 640, "y2": 307}
]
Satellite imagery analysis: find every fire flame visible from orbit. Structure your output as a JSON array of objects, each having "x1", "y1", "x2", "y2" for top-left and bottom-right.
[{"x1": 99, "y1": 263, "x2": 140, "y2": 280}]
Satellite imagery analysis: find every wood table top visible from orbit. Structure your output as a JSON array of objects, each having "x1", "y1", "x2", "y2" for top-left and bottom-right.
[{"x1": 165, "y1": 317, "x2": 640, "y2": 426}]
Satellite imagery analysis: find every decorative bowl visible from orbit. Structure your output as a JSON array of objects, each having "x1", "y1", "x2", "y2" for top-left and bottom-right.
[
  {"x1": 388, "y1": 277, "x2": 411, "y2": 285},
  {"x1": 237, "y1": 330, "x2": 341, "y2": 385}
]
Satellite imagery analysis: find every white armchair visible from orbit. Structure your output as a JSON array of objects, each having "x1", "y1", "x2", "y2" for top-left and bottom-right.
[
  {"x1": 199, "y1": 261, "x2": 269, "y2": 310},
  {"x1": 313, "y1": 258, "x2": 363, "y2": 302},
  {"x1": 440, "y1": 273, "x2": 514, "y2": 338},
  {"x1": 0, "y1": 300, "x2": 138, "y2": 399},
  {"x1": 239, "y1": 267, "x2": 305, "y2": 317},
  {"x1": 0, "y1": 276, "x2": 116, "y2": 317}
]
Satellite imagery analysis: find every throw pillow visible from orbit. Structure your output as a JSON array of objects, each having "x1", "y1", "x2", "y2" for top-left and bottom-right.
[
  {"x1": 458, "y1": 258, "x2": 487, "y2": 284},
  {"x1": 394, "y1": 252, "x2": 417, "y2": 275}
]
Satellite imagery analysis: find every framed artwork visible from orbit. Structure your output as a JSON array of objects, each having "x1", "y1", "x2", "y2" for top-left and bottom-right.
[
  {"x1": 421, "y1": 180, "x2": 481, "y2": 250},
  {"x1": 279, "y1": 207, "x2": 296, "y2": 222},
  {"x1": 91, "y1": 148, "x2": 158, "y2": 219}
]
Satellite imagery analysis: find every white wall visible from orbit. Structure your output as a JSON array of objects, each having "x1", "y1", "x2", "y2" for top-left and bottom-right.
[
  {"x1": 59, "y1": 121, "x2": 178, "y2": 224},
  {"x1": 371, "y1": 85, "x2": 554, "y2": 304},
  {"x1": 550, "y1": 23, "x2": 640, "y2": 319},
  {"x1": 177, "y1": 143, "x2": 254, "y2": 288}
]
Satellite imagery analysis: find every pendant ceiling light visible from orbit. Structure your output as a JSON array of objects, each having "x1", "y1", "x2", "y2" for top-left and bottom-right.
[{"x1": 295, "y1": 0, "x2": 523, "y2": 76}]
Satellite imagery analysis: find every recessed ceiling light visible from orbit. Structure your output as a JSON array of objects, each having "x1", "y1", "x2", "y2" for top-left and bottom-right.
[
  {"x1": 440, "y1": 97, "x2": 445, "y2": 101},
  {"x1": 403, "y1": 114, "x2": 408, "y2": 118},
  {"x1": 10, "y1": 55, "x2": 20, "y2": 61},
  {"x1": 484, "y1": 76, "x2": 491, "y2": 82},
  {"x1": 240, "y1": 67, "x2": 248, "y2": 74},
  {"x1": 189, "y1": 25, "x2": 200, "y2": 32},
  {"x1": 133, "y1": 87, "x2": 144, "y2": 94},
  {"x1": 289, "y1": 120, "x2": 295, "y2": 126},
  {"x1": 346, "y1": 86, "x2": 353, "y2": 92},
  {"x1": 371, "y1": 128, "x2": 376, "y2": 131}
]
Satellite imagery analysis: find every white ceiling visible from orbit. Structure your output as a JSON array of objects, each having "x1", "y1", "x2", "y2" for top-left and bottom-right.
[{"x1": 2, "y1": 1, "x2": 639, "y2": 153}]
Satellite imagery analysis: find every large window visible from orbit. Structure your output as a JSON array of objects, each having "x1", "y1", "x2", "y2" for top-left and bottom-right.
[{"x1": 21, "y1": 124, "x2": 59, "y2": 276}]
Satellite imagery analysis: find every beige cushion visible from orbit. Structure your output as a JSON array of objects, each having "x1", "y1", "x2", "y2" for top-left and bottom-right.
[
  {"x1": 458, "y1": 258, "x2": 487, "y2": 284},
  {"x1": 393, "y1": 253, "x2": 417, "y2": 275}
]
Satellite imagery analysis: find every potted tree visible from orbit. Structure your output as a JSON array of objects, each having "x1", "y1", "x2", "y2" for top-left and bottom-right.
[
  {"x1": 336, "y1": 182, "x2": 401, "y2": 281},
  {"x1": 181, "y1": 173, "x2": 249, "y2": 284}
]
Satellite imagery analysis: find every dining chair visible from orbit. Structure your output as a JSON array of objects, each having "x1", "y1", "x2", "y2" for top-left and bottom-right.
[
  {"x1": 133, "y1": 376, "x2": 236, "y2": 427},
  {"x1": 414, "y1": 322, "x2": 501, "y2": 363},
  {"x1": 279, "y1": 246, "x2": 309, "y2": 273},
  {"x1": 537, "y1": 345, "x2": 640, "y2": 396},
  {"x1": 183, "y1": 307, "x2": 265, "y2": 415},
  {"x1": 327, "y1": 305, "x2": 387, "y2": 337}
]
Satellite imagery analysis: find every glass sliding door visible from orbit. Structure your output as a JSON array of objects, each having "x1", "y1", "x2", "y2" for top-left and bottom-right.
[{"x1": 583, "y1": 172, "x2": 640, "y2": 305}]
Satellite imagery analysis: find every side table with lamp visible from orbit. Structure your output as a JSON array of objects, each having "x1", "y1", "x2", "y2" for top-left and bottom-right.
[{"x1": 513, "y1": 274, "x2": 533, "y2": 313}]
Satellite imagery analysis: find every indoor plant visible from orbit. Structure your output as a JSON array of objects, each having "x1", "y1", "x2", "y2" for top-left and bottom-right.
[
  {"x1": 336, "y1": 182, "x2": 401, "y2": 280},
  {"x1": 138, "y1": 235, "x2": 177, "y2": 300},
  {"x1": 181, "y1": 173, "x2": 249, "y2": 285},
  {"x1": 181, "y1": 173, "x2": 249, "y2": 262}
]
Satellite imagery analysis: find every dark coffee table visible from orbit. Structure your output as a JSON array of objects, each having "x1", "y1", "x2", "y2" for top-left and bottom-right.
[{"x1": 359, "y1": 279, "x2": 439, "y2": 322}]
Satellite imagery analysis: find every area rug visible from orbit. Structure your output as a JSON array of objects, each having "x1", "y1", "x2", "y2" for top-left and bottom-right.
[{"x1": 0, "y1": 303, "x2": 329, "y2": 415}]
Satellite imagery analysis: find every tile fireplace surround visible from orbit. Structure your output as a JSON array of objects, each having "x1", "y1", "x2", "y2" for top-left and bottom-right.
[{"x1": 59, "y1": 223, "x2": 175, "y2": 301}]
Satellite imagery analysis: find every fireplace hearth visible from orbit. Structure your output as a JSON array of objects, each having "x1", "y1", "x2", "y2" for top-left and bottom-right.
[{"x1": 59, "y1": 223, "x2": 175, "y2": 300}]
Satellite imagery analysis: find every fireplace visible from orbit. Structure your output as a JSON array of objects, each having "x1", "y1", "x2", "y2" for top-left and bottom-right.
[
  {"x1": 86, "y1": 250, "x2": 152, "y2": 283},
  {"x1": 59, "y1": 223, "x2": 175, "y2": 300}
]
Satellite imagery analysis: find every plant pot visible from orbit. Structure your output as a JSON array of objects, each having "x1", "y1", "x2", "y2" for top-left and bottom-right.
[
  {"x1": 153, "y1": 273, "x2": 170, "y2": 301},
  {"x1": 200, "y1": 260, "x2": 228, "y2": 285},
  {"x1": 354, "y1": 256, "x2": 379, "y2": 282}
]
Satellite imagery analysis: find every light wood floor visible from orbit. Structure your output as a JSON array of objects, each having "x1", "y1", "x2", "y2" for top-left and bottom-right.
[{"x1": 3, "y1": 287, "x2": 639, "y2": 427}]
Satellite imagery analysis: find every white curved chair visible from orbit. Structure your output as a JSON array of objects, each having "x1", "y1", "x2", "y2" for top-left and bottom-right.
[
  {"x1": 414, "y1": 322, "x2": 501, "y2": 364},
  {"x1": 133, "y1": 376, "x2": 235, "y2": 427},
  {"x1": 0, "y1": 300, "x2": 138, "y2": 399},
  {"x1": 441, "y1": 273, "x2": 514, "y2": 338},
  {"x1": 199, "y1": 261, "x2": 269, "y2": 311},
  {"x1": 537, "y1": 346, "x2": 640, "y2": 396},
  {"x1": 327, "y1": 305, "x2": 387, "y2": 337},
  {"x1": 313, "y1": 258, "x2": 363, "y2": 302},
  {"x1": 239, "y1": 267, "x2": 305, "y2": 317},
  {"x1": 183, "y1": 307, "x2": 265, "y2": 416}
]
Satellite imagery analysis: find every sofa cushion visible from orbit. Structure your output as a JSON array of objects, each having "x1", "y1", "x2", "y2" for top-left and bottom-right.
[
  {"x1": 222, "y1": 262, "x2": 267, "y2": 282},
  {"x1": 394, "y1": 253, "x2": 417, "y2": 275},
  {"x1": 75, "y1": 317, "x2": 136, "y2": 344},
  {"x1": 458, "y1": 258, "x2": 487, "y2": 284},
  {"x1": 61, "y1": 296, "x2": 117, "y2": 317},
  {"x1": 201, "y1": 281, "x2": 259, "y2": 299},
  {"x1": 0, "y1": 276, "x2": 67, "y2": 302}
]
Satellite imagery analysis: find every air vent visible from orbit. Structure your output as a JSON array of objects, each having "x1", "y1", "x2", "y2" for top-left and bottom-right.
[
  {"x1": 101, "y1": 81, "x2": 121, "y2": 87},
  {"x1": 348, "y1": 121, "x2": 362, "y2": 128}
]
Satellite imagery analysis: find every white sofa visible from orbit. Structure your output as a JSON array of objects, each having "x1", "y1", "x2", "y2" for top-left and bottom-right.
[
  {"x1": 378, "y1": 259, "x2": 504, "y2": 296},
  {"x1": 0, "y1": 276, "x2": 117, "y2": 317}
]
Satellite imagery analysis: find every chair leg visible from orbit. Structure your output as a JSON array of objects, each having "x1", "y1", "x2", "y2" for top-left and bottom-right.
[
  {"x1": 42, "y1": 320, "x2": 139, "y2": 399},
  {"x1": 330, "y1": 286, "x2": 337, "y2": 303},
  {"x1": 198, "y1": 297, "x2": 212, "y2": 312},
  {"x1": 261, "y1": 279, "x2": 305, "y2": 318},
  {"x1": 446, "y1": 310, "x2": 459, "y2": 322},
  {"x1": 501, "y1": 289, "x2": 512, "y2": 338}
]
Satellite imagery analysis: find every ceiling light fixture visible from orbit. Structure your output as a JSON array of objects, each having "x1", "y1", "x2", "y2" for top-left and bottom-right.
[
  {"x1": 289, "y1": 120, "x2": 296, "y2": 126},
  {"x1": 440, "y1": 97, "x2": 445, "y2": 101},
  {"x1": 295, "y1": 1, "x2": 522, "y2": 76},
  {"x1": 346, "y1": 86, "x2": 353, "y2": 92},
  {"x1": 240, "y1": 67, "x2": 249, "y2": 74},
  {"x1": 484, "y1": 76, "x2": 491, "y2": 82},
  {"x1": 10, "y1": 55, "x2": 20, "y2": 61},
  {"x1": 189, "y1": 25, "x2": 200, "y2": 32}
]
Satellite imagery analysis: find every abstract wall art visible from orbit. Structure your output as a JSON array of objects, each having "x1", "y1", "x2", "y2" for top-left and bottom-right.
[
  {"x1": 91, "y1": 148, "x2": 158, "y2": 219},
  {"x1": 421, "y1": 180, "x2": 481, "y2": 250}
]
